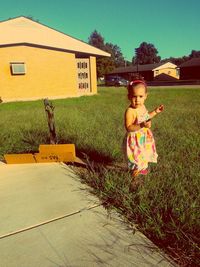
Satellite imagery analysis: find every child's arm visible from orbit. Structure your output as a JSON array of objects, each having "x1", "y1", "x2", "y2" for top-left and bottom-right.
[
  {"x1": 149, "y1": 104, "x2": 164, "y2": 119},
  {"x1": 125, "y1": 108, "x2": 151, "y2": 132}
]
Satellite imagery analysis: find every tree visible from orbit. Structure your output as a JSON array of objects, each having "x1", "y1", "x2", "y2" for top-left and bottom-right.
[
  {"x1": 88, "y1": 30, "x2": 109, "y2": 77},
  {"x1": 132, "y1": 56, "x2": 136, "y2": 65},
  {"x1": 88, "y1": 30, "x2": 105, "y2": 50},
  {"x1": 189, "y1": 50, "x2": 200, "y2": 59},
  {"x1": 161, "y1": 50, "x2": 200, "y2": 66},
  {"x1": 161, "y1": 56, "x2": 189, "y2": 66},
  {"x1": 105, "y1": 43, "x2": 125, "y2": 68},
  {"x1": 88, "y1": 30, "x2": 125, "y2": 77},
  {"x1": 135, "y1": 42, "x2": 161, "y2": 65}
]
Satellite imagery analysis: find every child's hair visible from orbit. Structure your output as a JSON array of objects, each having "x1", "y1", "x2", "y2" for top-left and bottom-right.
[{"x1": 127, "y1": 77, "x2": 147, "y2": 98}]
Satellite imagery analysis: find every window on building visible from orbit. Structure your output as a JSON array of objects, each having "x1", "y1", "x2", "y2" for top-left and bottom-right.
[
  {"x1": 176, "y1": 68, "x2": 180, "y2": 76},
  {"x1": 10, "y1": 63, "x2": 26, "y2": 75}
]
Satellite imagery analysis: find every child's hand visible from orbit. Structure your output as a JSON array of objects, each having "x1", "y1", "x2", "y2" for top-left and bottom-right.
[
  {"x1": 143, "y1": 119, "x2": 151, "y2": 128},
  {"x1": 155, "y1": 104, "x2": 164, "y2": 114}
]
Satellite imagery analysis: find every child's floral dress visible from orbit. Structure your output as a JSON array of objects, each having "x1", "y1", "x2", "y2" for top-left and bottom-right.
[{"x1": 126, "y1": 105, "x2": 158, "y2": 171}]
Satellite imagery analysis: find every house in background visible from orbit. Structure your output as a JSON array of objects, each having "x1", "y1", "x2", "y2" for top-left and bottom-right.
[
  {"x1": 106, "y1": 62, "x2": 179, "y2": 81},
  {"x1": 0, "y1": 16, "x2": 110, "y2": 102},
  {"x1": 153, "y1": 62, "x2": 179, "y2": 80},
  {"x1": 179, "y1": 58, "x2": 200, "y2": 80}
]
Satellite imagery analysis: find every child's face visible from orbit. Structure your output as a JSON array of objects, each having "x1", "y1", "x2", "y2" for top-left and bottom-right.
[{"x1": 129, "y1": 85, "x2": 147, "y2": 108}]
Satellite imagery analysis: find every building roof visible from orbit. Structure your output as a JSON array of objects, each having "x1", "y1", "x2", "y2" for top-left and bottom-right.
[
  {"x1": 179, "y1": 58, "x2": 200, "y2": 68},
  {"x1": 152, "y1": 62, "x2": 177, "y2": 70},
  {"x1": 154, "y1": 73, "x2": 178, "y2": 81},
  {"x1": 109, "y1": 62, "x2": 175, "y2": 74},
  {"x1": 0, "y1": 16, "x2": 110, "y2": 57}
]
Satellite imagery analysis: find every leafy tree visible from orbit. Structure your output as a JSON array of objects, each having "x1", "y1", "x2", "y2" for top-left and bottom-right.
[
  {"x1": 125, "y1": 60, "x2": 132, "y2": 67},
  {"x1": 161, "y1": 56, "x2": 189, "y2": 66},
  {"x1": 88, "y1": 30, "x2": 105, "y2": 50},
  {"x1": 135, "y1": 42, "x2": 161, "y2": 65},
  {"x1": 161, "y1": 50, "x2": 200, "y2": 66},
  {"x1": 105, "y1": 43, "x2": 125, "y2": 68},
  {"x1": 88, "y1": 30, "x2": 109, "y2": 77},
  {"x1": 132, "y1": 56, "x2": 136, "y2": 65},
  {"x1": 88, "y1": 30, "x2": 125, "y2": 77},
  {"x1": 189, "y1": 50, "x2": 200, "y2": 59}
]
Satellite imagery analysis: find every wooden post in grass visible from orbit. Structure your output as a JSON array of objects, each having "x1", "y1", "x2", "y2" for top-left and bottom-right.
[{"x1": 44, "y1": 99, "x2": 57, "y2": 144}]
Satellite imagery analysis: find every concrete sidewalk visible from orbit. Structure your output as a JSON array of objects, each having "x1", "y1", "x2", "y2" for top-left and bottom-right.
[{"x1": 0, "y1": 163, "x2": 175, "y2": 267}]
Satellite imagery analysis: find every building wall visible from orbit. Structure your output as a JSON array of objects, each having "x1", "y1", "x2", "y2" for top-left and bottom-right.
[
  {"x1": 89, "y1": 56, "x2": 97, "y2": 94},
  {"x1": 139, "y1": 71, "x2": 153, "y2": 81},
  {"x1": 180, "y1": 66, "x2": 200, "y2": 80},
  {"x1": 0, "y1": 45, "x2": 92, "y2": 102},
  {"x1": 154, "y1": 67, "x2": 179, "y2": 79}
]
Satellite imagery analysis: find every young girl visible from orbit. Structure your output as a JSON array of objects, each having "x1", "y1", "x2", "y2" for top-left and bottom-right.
[{"x1": 124, "y1": 79, "x2": 164, "y2": 188}]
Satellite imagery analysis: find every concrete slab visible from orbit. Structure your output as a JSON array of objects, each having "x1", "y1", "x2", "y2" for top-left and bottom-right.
[
  {"x1": 0, "y1": 163, "x2": 98, "y2": 237},
  {"x1": 0, "y1": 163, "x2": 175, "y2": 267},
  {"x1": 0, "y1": 207, "x2": 175, "y2": 267}
]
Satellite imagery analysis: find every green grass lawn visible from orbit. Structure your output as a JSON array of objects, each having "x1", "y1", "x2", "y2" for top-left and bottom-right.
[{"x1": 0, "y1": 86, "x2": 199, "y2": 266}]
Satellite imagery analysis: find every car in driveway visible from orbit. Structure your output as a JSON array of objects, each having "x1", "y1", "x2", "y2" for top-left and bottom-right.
[{"x1": 105, "y1": 76, "x2": 129, "y2": 87}]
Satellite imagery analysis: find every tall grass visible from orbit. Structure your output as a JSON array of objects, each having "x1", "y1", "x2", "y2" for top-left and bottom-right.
[{"x1": 0, "y1": 87, "x2": 199, "y2": 266}]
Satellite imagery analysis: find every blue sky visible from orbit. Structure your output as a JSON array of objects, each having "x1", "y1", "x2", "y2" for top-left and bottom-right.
[{"x1": 1, "y1": 0, "x2": 199, "y2": 61}]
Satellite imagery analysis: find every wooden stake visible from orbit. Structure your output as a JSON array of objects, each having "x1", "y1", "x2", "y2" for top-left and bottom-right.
[{"x1": 44, "y1": 99, "x2": 57, "y2": 144}]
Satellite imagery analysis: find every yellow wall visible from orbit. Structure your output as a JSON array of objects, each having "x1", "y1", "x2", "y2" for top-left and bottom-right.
[
  {"x1": 89, "y1": 56, "x2": 97, "y2": 94},
  {"x1": 0, "y1": 45, "x2": 87, "y2": 102},
  {"x1": 154, "y1": 68, "x2": 179, "y2": 79}
]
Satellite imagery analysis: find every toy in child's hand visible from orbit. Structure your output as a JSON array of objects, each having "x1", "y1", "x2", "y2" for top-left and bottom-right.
[{"x1": 155, "y1": 104, "x2": 164, "y2": 114}]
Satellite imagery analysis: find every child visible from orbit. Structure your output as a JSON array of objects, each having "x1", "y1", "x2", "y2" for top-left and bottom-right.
[{"x1": 124, "y1": 79, "x2": 164, "y2": 189}]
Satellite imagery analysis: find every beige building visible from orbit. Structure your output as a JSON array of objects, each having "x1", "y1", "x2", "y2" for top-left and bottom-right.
[
  {"x1": 153, "y1": 62, "x2": 179, "y2": 80},
  {"x1": 107, "y1": 62, "x2": 179, "y2": 81},
  {"x1": 0, "y1": 16, "x2": 110, "y2": 102}
]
